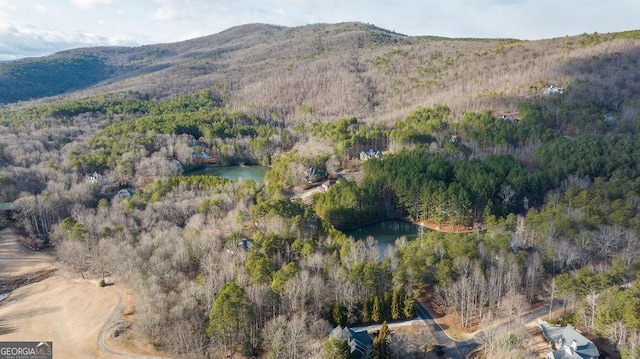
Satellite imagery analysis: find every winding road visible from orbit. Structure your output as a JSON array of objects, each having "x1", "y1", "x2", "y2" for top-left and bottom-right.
[
  {"x1": 415, "y1": 302, "x2": 479, "y2": 359},
  {"x1": 414, "y1": 299, "x2": 564, "y2": 358},
  {"x1": 97, "y1": 285, "x2": 170, "y2": 359}
]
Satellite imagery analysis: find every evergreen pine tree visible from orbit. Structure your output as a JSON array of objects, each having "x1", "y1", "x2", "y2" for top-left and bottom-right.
[
  {"x1": 362, "y1": 299, "x2": 370, "y2": 323},
  {"x1": 382, "y1": 292, "x2": 391, "y2": 321},
  {"x1": 391, "y1": 288, "x2": 402, "y2": 320},
  {"x1": 333, "y1": 302, "x2": 345, "y2": 326},
  {"x1": 403, "y1": 291, "x2": 417, "y2": 318},
  {"x1": 370, "y1": 321, "x2": 392, "y2": 359},
  {"x1": 323, "y1": 338, "x2": 351, "y2": 359},
  {"x1": 372, "y1": 296, "x2": 381, "y2": 322}
]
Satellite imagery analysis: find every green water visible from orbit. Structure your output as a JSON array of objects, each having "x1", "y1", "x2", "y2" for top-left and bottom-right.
[
  {"x1": 343, "y1": 220, "x2": 422, "y2": 256},
  {"x1": 187, "y1": 165, "x2": 269, "y2": 183}
]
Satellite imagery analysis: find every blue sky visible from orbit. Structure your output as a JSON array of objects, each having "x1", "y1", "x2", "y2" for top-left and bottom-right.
[{"x1": 1, "y1": 0, "x2": 638, "y2": 60}]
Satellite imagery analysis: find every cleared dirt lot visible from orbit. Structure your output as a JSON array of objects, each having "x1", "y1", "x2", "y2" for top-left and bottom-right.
[
  {"x1": 0, "y1": 229, "x2": 54, "y2": 280},
  {"x1": 0, "y1": 228, "x2": 167, "y2": 359},
  {"x1": 0, "y1": 274, "x2": 121, "y2": 358}
]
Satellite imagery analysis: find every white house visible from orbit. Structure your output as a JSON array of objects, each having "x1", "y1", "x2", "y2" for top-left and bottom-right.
[
  {"x1": 543, "y1": 85, "x2": 565, "y2": 96},
  {"x1": 87, "y1": 172, "x2": 101, "y2": 184},
  {"x1": 359, "y1": 149, "x2": 382, "y2": 161}
]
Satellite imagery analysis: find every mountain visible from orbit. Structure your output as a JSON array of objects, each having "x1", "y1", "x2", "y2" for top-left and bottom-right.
[{"x1": 2, "y1": 23, "x2": 640, "y2": 127}]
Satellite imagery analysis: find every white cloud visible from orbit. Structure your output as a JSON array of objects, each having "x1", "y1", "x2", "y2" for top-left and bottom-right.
[
  {"x1": 70, "y1": 0, "x2": 112, "y2": 9},
  {"x1": 34, "y1": 3, "x2": 47, "y2": 13},
  {"x1": 0, "y1": 1, "x2": 16, "y2": 19},
  {"x1": 152, "y1": 6, "x2": 177, "y2": 21},
  {"x1": 152, "y1": 0, "x2": 178, "y2": 21},
  {"x1": 176, "y1": 30, "x2": 203, "y2": 42},
  {"x1": 0, "y1": 21, "x2": 142, "y2": 60}
]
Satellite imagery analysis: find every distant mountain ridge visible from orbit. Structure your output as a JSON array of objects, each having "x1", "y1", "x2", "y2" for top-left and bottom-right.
[
  {"x1": 0, "y1": 23, "x2": 284, "y2": 104},
  {"x1": 2, "y1": 22, "x2": 640, "y2": 127}
]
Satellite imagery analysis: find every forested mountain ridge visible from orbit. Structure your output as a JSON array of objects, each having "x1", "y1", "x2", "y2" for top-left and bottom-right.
[
  {"x1": 0, "y1": 23, "x2": 281, "y2": 104},
  {"x1": 3, "y1": 23, "x2": 640, "y2": 132}
]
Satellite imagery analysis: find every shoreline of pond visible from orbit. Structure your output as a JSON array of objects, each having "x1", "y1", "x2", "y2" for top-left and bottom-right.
[
  {"x1": 185, "y1": 164, "x2": 269, "y2": 183},
  {"x1": 340, "y1": 217, "x2": 485, "y2": 235}
]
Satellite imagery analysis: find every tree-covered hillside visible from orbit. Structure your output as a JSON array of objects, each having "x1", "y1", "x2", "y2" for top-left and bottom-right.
[
  {"x1": 1, "y1": 23, "x2": 640, "y2": 359},
  {"x1": 0, "y1": 53, "x2": 113, "y2": 103},
  {"x1": 2, "y1": 23, "x2": 640, "y2": 135}
]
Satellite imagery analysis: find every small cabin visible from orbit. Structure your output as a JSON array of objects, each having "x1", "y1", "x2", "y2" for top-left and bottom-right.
[
  {"x1": 543, "y1": 85, "x2": 564, "y2": 96},
  {"x1": 321, "y1": 180, "x2": 334, "y2": 192}
]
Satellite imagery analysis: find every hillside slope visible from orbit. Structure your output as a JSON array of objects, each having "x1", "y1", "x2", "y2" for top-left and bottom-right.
[{"x1": 2, "y1": 23, "x2": 640, "y2": 128}]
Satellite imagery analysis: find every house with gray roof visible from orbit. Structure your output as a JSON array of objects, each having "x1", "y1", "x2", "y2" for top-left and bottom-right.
[
  {"x1": 330, "y1": 325, "x2": 372, "y2": 359},
  {"x1": 0, "y1": 202, "x2": 12, "y2": 221},
  {"x1": 539, "y1": 321, "x2": 599, "y2": 359},
  {"x1": 113, "y1": 188, "x2": 133, "y2": 200}
]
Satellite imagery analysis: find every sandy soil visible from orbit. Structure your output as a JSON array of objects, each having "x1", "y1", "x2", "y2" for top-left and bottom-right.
[
  {"x1": 0, "y1": 228, "x2": 168, "y2": 359},
  {"x1": 0, "y1": 275, "x2": 121, "y2": 358},
  {"x1": 524, "y1": 321, "x2": 553, "y2": 359},
  {"x1": 295, "y1": 186, "x2": 323, "y2": 204},
  {"x1": 0, "y1": 229, "x2": 55, "y2": 280}
]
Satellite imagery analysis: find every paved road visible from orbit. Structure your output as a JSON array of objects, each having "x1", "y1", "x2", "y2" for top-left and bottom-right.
[
  {"x1": 350, "y1": 318, "x2": 427, "y2": 333},
  {"x1": 414, "y1": 299, "x2": 564, "y2": 359},
  {"x1": 415, "y1": 301, "x2": 479, "y2": 359}
]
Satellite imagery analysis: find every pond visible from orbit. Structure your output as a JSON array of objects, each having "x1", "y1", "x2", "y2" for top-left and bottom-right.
[
  {"x1": 186, "y1": 165, "x2": 269, "y2": 183},
  {"x1": 343, "y1": 219, "x2": 423, "y2": 257}
]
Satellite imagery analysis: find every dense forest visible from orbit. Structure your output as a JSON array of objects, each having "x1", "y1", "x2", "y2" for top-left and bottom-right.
[{"x1": 1, "y1": 23, "x2": 640, "y2": 359}]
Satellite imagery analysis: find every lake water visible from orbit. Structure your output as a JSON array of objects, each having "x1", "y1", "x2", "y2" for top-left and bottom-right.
[
  {"x1": 186, "y1": 165, "x2": 269, "y2": 183},
  {"x1": 343, "y1": 220, "x2": 422, "y2": 256}
]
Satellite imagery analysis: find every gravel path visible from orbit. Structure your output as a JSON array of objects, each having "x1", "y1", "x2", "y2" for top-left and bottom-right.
[{"x1": 97, "y1": 285, "x2": 171, "y2": 359}]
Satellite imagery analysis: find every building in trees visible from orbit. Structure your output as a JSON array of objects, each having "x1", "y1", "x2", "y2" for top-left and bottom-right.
[
  {"x1": 539, "y1": 321, "x2": 600, "y2": 359},
  {"x1": 359, "y1": 149, "x2": 382, "y2": 161},
  {"x1": 542, "y1": 84, "x2": 565, "y2": 96},
  {"x1": 321, "y1": 179, "x2": 335, "y2": 192},
  {"x1": 304, "y1": 167, "x2": 327, "y2": 183},
  {"x1": 0, "y1": 202, "x2": 12, "y2": 221},
  {"x1": 86, "y1": 171, "x2": 101, "y2": 184},
  {"x1": 330, "y1": 325, "x2": 373, "y2": 359},
  {"x1": 113, "y1": 188, "x2": 133, "y2": 200}
]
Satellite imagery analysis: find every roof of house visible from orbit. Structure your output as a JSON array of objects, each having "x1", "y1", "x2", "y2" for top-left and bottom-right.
[
  {"x1": 330, "y1": 325, "x2": 372, "y2": 359},
  {"x1": 0, "y1": 202, "x2": 12, "y2": 211},
  {"x1": 543, "y1": 85, "x2": 565, "y2": 95},
  {"x1": 114, "y1": 189, "x2": 133, "y2": 198},
  {"x1": 540, "y1": 322, "x2": 599, "y2": 359}
]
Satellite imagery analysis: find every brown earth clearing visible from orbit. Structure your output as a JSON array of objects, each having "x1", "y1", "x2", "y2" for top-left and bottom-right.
[{"x1": 0, "y1": 228, "x2": 168, "y2": 358}]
